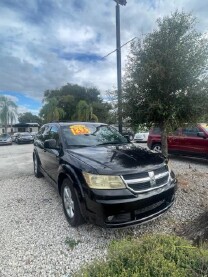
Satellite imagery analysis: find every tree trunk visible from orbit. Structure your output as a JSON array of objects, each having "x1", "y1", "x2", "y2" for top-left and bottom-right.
[{"x1": 160, "y1": 122, "x2": 168, "y2": 158}]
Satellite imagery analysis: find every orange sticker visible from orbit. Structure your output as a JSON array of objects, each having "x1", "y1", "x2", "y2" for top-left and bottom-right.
[{"x1": 70, "y1": 125, "x2": 90, "y2": 135}]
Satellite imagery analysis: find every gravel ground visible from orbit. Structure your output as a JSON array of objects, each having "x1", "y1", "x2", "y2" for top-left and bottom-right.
[{"x1": 0, "y1": 144, "x2": 208, "y2": 277}]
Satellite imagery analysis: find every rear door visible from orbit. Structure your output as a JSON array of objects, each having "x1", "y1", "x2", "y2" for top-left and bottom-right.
[
  {"x1": 41, "y1": 124, "x2": 61, "y2": 183},
  {"x1": 167, "y1": 128, "x2": 183, "y2": 153},
  {"x1": 35, "y1": 125, "x2": 51, "y2": 171}
]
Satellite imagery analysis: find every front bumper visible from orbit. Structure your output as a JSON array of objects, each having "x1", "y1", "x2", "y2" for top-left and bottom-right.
[
  {"x1": 83, "y1": 181, "x2": 177, "y2": 228},
  {"x1": 0, "y1": 141, "x2": 12, "y2": 145},
  {"x1": 18, "y1": 139, "x2": 33, "y2": 143}
]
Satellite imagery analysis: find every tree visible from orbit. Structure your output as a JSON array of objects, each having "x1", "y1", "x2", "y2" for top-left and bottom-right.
[
  {"x1": 123, "y1": 11, "x2": 208, "y2": 156},
  {"x1": 41, "y1": 83, "x2": 112, "y2": 123},
  {"x1": 0, "y1": 96, "x2": 18, "y2": 133},
  {"x1": 39, "y1": 98, "x2": 66, "y2": 123},
  {"x1": 72, "y1": 100, "x2": 98, "y2": 122},
  {"x1": 18, "y1": 112, "x2": 42, "y2": 125}
]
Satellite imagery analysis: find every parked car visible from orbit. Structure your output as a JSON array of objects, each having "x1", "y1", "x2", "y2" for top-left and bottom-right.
[
  {"x1": 11, "y1": 132, "x2": 19, "y2": 142},
  {"x1": 16, "y1": 132, "x2": 34, "y2": 144},
  {"x1": 30, "y1": 131, "x2": 38, "y2": 139},
  {"x1": 147, "y1": 123, "x2": 208, "y2": 159},
  {"x1": 134, "y1": 131, "x2": 149, "y2": 142},
  {"x1": 111, "y1": 125, "x2": 134, "y2": 141},
  {"x1": 33, "y1": 122, "x2": 177, "y2": 228},
  {"x1": 0, "y1": 134, "x2": 12, "y2": 145}
]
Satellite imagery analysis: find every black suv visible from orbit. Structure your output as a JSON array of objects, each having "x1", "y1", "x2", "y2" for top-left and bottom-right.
[{"x1": 33, "y1": 122, "x2": 177, "y2": 228}]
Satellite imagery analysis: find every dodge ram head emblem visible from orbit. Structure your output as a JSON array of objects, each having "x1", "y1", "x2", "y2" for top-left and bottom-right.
[{"x1": 149, "y1": 171, "x2": 156, "y2": 187}]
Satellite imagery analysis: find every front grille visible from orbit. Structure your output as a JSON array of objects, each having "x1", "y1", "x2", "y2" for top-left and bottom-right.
[{"x1": 122, "y1": 165, "x2": 169, "y2": 193}]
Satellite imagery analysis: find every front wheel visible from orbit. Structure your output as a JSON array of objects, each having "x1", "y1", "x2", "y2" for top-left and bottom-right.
[
  {"x1": 61, "y1": 178, "x2": 84, "y2": 227},
  {"x1": 152, "y1": 143, "x2": 162, "y2": 152}
]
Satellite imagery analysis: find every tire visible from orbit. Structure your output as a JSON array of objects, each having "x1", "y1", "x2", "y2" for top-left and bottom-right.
[
  {"x1": 61, "y1": 178, "x2": 84, "y2": 227},
  {"x1": 33, "y1": 153, "x2": 43, "y2": 178},
  {"x1": 152, "y1": 143, "x2": 162, "y2": 152}
]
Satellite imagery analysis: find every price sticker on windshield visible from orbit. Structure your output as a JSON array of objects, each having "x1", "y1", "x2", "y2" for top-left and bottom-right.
[{"x1": 70, "y1": 125, "x2": 90, "y2": 135}]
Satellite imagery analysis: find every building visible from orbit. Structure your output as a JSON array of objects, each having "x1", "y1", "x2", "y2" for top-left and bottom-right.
[{"x1": 0, "y1": 123, "x2": 40, "y2": 134}]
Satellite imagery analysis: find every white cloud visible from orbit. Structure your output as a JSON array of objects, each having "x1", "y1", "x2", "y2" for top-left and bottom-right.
[
  {"x1": 18, "y1": 105, "x2": 40, "y2": 115},
  {"x1": 3, "y1": 94, "x2": 19, "y2": 103},
  {"x1": 0, "y1": 0, "x2": 208, "y2": 103}
]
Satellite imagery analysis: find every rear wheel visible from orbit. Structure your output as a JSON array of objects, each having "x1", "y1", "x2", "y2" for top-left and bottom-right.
[
  {"x1": 33, "y1": 153, "x2": 43, "y2": 178},
  {"x1": 61, "y1": 178, "x2": 84, "y2": 227},
  {"x1": 152, "y1": 143, "x2": 162, "y2": 152}
]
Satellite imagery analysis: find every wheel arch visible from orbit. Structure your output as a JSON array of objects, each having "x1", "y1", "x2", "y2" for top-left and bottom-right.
[
  {"x1": 58, "y1": 168, "x2": 86, "y2": 220},
  {"x1": 58, "y1": 165, "x2": 84, "y2": 199}
]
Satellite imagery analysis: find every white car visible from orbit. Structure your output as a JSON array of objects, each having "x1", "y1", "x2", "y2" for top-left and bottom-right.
[{"x1": 134, "y1": 131, "x2": 149, "y2": 142}]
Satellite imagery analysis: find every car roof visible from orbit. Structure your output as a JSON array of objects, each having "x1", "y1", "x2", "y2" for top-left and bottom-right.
[{"x1": 44, "y1": 122, "x2": 107, "y2": 127}]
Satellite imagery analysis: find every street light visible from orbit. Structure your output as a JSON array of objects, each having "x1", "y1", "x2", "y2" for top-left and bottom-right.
[
  {"x1": 113, "y1": 0, "x2": 126, "y2": 134},
  {"x1": 114, "y1": 0, "x2": 127, "y2": 6}
]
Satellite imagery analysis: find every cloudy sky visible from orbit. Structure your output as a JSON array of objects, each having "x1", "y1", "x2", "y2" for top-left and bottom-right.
[{"x1": 0, "y1": 0, "x2": 208, "y2": 115}]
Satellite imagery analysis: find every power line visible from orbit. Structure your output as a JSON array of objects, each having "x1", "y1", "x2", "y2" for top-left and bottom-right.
[
  {"x1": 101, "y1": 37, "x2": 137, "y2": 59},
  {"x1": 74, "y1": 36, "x2": 139, "y2": 74}
]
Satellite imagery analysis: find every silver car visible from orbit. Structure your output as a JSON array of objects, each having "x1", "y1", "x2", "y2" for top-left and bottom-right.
[
  {"x1": 0, "y1": 134, "x2": 12, "y2": 145},
  {"x1": 134, "y1": 131, "x2": 149, "y2": 142}
]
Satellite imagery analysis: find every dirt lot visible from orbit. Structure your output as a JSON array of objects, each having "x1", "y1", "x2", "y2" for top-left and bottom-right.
[{"x1": 0, "y1": 143, "x2": 34, "y2": 179}]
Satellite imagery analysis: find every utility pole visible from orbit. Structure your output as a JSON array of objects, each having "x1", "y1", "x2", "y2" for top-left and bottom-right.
[{"x1": 114, "y1": 0, "x2": 126, "y2": 134}]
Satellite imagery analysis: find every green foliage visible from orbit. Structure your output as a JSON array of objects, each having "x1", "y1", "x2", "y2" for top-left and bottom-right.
[
  {"x1": 41, "y1": 83, "x2": 112, "y2": 123},
  {"x1": 18, "y1": 112, "x2": 42, "y2": 125},
  {"x1": 65, "y1": 237, "x2": 81, "y2": 250},
  {"x1": 72, "y1": 100, "x2": 98, "y2": 122},
  {"x1": 75, "y1": 235, "x2": 208, "y2": 277},
  {"x1": 123, "y1": 11, "x2": 208, "y2": 156},
  {"x1": 0, "y1": 95, "x2": 18, "y2": 133},
  {"x1": 39, "y1": 97, "x2": 66, "y2": 123}
]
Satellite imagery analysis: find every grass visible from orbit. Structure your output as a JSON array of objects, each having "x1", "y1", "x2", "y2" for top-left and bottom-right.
[
  {"x1": 65, "y1": 237, "x2": 81, "y2": 250},
  {"x1": 74, "y1": 234, "x2": 208, "y2": 277}
]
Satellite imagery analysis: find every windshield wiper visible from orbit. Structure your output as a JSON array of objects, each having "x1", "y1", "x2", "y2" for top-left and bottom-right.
[
  {"x1": 68, "y1": 145, "x2": 89, "y2": 148},
  {"x1": 96, "y1": 142, "x2": 125, "y2": 146}
]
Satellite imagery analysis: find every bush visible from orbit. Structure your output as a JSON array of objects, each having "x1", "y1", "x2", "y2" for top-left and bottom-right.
[{"x1": 75, "y1": 235, "x2": 208, "y2": 277}]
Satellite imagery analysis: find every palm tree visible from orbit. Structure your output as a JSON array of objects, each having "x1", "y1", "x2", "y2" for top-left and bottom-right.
[
  {"x1": 72, "y1": 100, "x2": 98, "y2": 122},
  {"x1": 0, "y1": 96, "x2": 18, "y2": 133},
  {"x1": 39, "y1": 98, "x2": 66, "y2": 123}
]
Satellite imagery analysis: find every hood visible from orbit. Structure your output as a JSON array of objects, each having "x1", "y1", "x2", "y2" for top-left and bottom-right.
[
  {"x1": 20, "y1": 135, "x2": 32, "y2": 138},
  {"x1": 65, "y1": 144, "x2": 165, "y2": 175},
  {"x1": 0, "y1": 137, "x2": 10, "y2": 141}
]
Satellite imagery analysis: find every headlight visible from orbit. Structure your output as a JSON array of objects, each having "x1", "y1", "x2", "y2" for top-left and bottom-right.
[
  {"x1": 168, "y1": 165, "x2": 176, "y2": 181},
  {"x1": 83, "y1": 172, "x2": 126, "y2": 189}
]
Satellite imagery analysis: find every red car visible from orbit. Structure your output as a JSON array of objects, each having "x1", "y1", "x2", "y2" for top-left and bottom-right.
[{"x1": 147, "y1": 123, "x2": 208, "y2": 159}]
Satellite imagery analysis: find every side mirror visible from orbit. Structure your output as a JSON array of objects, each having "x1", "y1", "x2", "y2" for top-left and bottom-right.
[
  {"x1": 44, "y1": 139, "x2": 57, "y2": 149},
  {"x1": 197, "y1": 132, "x2": 206, "y2": 139}
]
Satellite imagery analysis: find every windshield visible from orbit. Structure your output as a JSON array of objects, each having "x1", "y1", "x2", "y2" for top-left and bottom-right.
[
  {"x1": 61, "y1": 124, "x2": 128, "y2": 148},
  {"x1": 0, "y1": 134, "x2": 9, "y2": 139},
  {"x1": 200, "y1": 123, "x2": 208, "y2": 132}
]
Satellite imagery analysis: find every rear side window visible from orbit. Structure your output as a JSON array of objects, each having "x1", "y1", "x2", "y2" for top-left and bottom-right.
[
  {"x1": 182, "y1": 127, "x2": 200, "y2": 137},
  {"x1": 36, "y1": 126, "x2": 45, "y2": 140},
  {"x1": 151, "y1": 127, "x2": 161, "y2": 135},
  {"x1": 49, "y1": 125, "x2": 60, "y2": 147},
  {"x1": 36, "y1": 125, "x2": 50, "y2": 141}
]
